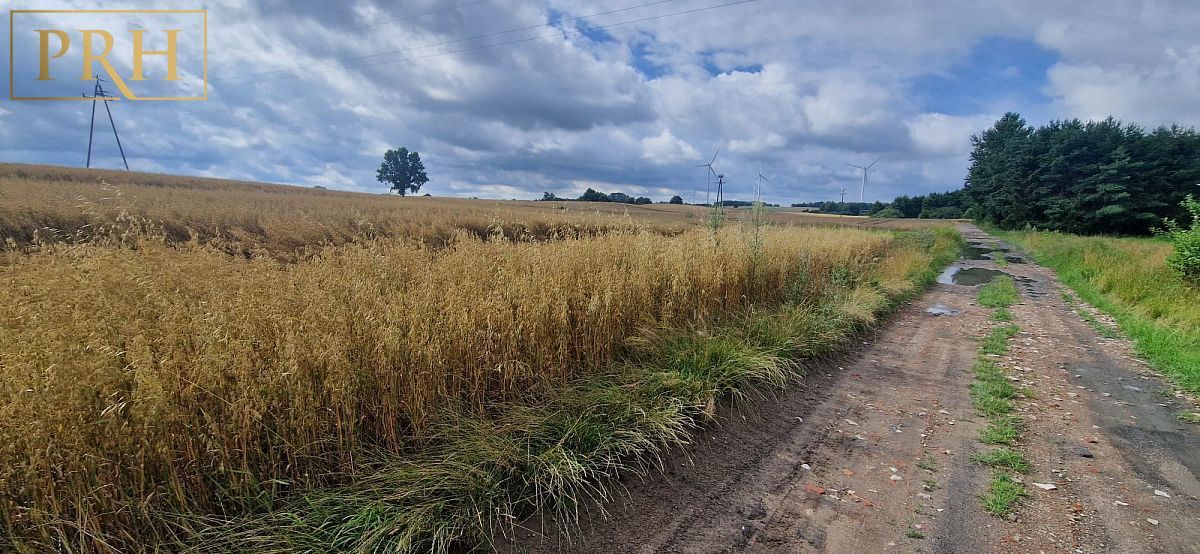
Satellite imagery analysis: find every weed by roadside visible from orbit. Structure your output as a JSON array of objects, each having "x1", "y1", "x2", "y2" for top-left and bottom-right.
[
  {"x1": 980, "y1": 324, "x2": 1020, "y2": 356},
  {"x1": 978, "y1": 276, "x2": 1019, "y2": 308},
  {"x1": 981, "y1": 472, "x2": 1026, "y2": 516},
  {"x1": 971, "y1": 274, "x2": 1029, "y2": 517},
  {"x1": 917, "y1": 453, "x2": 938, "y2": 472},
  {"x1": 980, "y1": 416, "x2": 1022, "y2": 445},
  {"x1": 972, "y1": 447, "x2": 1031, "y2": 473}
]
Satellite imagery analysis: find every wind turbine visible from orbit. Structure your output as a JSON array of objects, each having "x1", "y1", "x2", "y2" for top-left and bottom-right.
[
  {"x1": 845, "y1": 157, "x2": 881, "y2": 204},
  {"x1": 694, "y1": 147, "x2": 721, "y2": 206},
  {"x1": 754, "y1": 163, "x2": 770, "y2": 205}
]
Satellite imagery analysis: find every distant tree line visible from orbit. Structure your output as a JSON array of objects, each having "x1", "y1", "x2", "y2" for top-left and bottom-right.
[
  {"x1": 873, "y1": 113, "x2": 1200, "y2": 234},
  {"x1": 793, "y1": 201, "x2": 878, "y2": 216},
  {"x1": 541, "y1": 189, "x2": 777, "y2": 207},
  {"x1": 542, "y1": 189, "x2": 654, "y2": 204},
  {"x1": 870, "y1": 190, "x2": 968, "y2": 219}
]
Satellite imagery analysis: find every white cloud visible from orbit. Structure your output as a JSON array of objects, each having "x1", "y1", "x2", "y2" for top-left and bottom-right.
[
  {"x1": 906, "y1": 113, "x2": 996, "y2": 157},
  {"x1": 802, "y1": 76, "x2": 892, "y2": 135},
  {"x1": 641, "y1": 129, "x2": 699, "y2": 165},
  {"x1": 1046, "y1": 47, "x2": 1200, "y2": 126}
]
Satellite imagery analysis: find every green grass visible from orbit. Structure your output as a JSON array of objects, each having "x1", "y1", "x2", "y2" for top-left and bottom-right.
[
  {"x1": 971, "y1": 279, "x2": 1030, "y2": 518},
  {"x1": 981, "y1": 472, "x2": 1026, "y2": 516},
  {"x1": 978, "y1": 276, "x2": 1019, "y2": 308},
  {"x1": 1178, "y1": 411, "x2": 1200, "y2": 424},
  {"x1": 1075, "y1": 306, "x2": 1121, "y2": 338},
  {"x1": 972, "y1": 447, "x2": 1031, "y2": 473},
  {"x1": 980, "y1": 324, "x2": 1020, "y2": 356},
  {"x1": 1002, "y1": 231, "x2": 1200, "y2": 393},
  {"x1": 980, "y1": 416, "x2": 1022, "y2": 445},
  {"x1": 905, "y1": 528, "x2": 926, "y2": 540}
]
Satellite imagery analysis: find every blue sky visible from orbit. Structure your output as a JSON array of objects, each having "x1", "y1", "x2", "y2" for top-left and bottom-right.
[
  {"x1": 2, "y1": 0, "x2": 1199, "y2": 204},
  {"x1": 912, "y1": 37, "x2": 1058, "y2": 117}
]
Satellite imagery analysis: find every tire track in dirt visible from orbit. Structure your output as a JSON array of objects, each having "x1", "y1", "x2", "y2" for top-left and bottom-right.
[{"x1": 513, "y1": 224, "x2": 1200, "y2": 553}]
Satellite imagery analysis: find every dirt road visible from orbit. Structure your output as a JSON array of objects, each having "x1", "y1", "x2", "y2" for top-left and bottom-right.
[{"x1": 514, "y1": 225, "x2": 1200, "y2": 553}]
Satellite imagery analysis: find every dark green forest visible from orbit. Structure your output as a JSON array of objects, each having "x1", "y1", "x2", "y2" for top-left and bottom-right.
[{"x1": 880, "y1": 113, "x2": 1200, "y2": 235}]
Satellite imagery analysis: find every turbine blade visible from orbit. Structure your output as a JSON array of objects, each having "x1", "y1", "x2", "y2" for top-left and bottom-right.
[
  {"x1": 710, "y1": 147, "x2": 721, "y2": 164},
  {"x1": 846, "y1": 163, "x2": 865, "y2": 169},
  {"x1": 866, "y1": 157, "x2": 881, "y2": 169}
]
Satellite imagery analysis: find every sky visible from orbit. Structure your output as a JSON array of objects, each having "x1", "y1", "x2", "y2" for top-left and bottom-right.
[{"x1": 2, "y1": 0, "x2": 1199, "y2": 205}]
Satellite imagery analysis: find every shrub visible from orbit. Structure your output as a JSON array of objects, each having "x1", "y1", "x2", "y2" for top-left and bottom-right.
[{"x1": 1165, "y1": 195, "x2": 1200, "y2": 284}]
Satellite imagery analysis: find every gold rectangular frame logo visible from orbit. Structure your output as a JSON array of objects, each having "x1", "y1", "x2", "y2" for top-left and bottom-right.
[{"x1": 9, "y1": 9, "x2": 207, "y2": 101}]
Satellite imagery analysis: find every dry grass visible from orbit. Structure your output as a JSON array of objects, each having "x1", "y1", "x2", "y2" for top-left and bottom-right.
[
  {"x1": 0, "y1": 164, "x2": 959, "y2": 551},
  {"x1": 0, "y1": 163, "x2": 949, "y2": 258}
]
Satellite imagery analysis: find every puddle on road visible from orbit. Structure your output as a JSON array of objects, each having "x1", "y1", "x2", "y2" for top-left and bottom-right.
[
  {"x1": 925, "y1": 303, "x2": 961, "y2": 316},
  {"x1": 1002, "y1": 254, "x2": 1026, "y2": 264},
  {"x1": 962, "y1": 246, "x2": 995, "y2": 260},
  {"x1": 937, "y1": 265, "x2": 1008, "y2": 286}
]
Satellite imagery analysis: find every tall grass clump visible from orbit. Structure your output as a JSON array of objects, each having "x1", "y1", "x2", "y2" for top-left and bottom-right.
[
  {"x1": 0, "y1": 206, "x2": 959, "y2": 551},
  {"x1": 1003, "y1": 230, "x2": 1200, "y2": 391}
]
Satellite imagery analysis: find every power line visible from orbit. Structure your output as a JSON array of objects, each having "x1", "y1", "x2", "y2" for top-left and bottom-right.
[{"x1": 216, "y1": 0, "x2": 756, "y2": 86}]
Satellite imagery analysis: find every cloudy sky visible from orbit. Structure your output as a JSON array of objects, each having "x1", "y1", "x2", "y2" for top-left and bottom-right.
[{"x1": 2, "y1": 0, "x2": 1199, "y2": 204}]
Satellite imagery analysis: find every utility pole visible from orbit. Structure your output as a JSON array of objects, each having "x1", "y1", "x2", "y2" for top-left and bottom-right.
[
  {"x1": 694, "y1": 148, "x2": 720, "y2": 207},
  {"x1": 713, "y1": 174, "x2": 726, "y2": 211},
  {"x1": 83, "y1": 75, "x2": 129, "y2": 170}
]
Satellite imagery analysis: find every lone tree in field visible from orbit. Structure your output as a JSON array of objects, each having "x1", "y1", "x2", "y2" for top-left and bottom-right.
[
  {"x1": 669, "y1": 195, "x2": 684, "y2": 204},
  {"x1": 377, "y1": 147, "x2": 429, "y2": 196}
]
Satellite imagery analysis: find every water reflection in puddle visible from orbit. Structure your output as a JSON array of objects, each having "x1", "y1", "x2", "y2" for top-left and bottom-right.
[
  {"x1": 936, "y1": 266, "x2": 1008, "y2": 286},
  {"x1": 925, "y1": 303, "x2": 961, "y2": 316}
]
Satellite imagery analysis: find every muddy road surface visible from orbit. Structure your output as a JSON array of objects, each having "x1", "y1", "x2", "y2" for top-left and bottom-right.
[{"x1": 512, "y1": 225, "x2": 1199, "y2": 553}]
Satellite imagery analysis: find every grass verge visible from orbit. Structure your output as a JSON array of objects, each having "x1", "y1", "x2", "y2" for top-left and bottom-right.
[{"x1": 1000, "y1": 230, "x2": 1200, "y2": 393}]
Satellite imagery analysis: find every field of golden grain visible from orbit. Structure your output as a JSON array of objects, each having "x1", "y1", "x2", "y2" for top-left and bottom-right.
[
  {"x1": 0, "y1": 164, "x2": 948, "y2": 255},
  {"x1": 0, "y1": 164, "x2": 959, "y2": 552}
]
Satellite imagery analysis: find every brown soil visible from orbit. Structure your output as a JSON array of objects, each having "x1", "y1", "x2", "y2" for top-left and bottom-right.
[{"x1": 509, "y1": 225, "x2": 1200, "y2": 553}]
